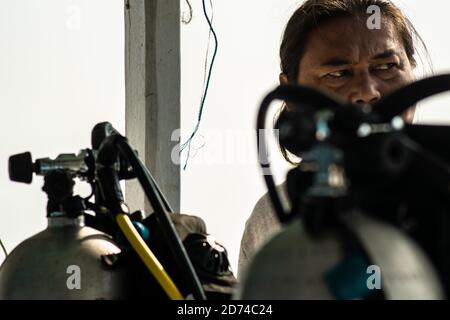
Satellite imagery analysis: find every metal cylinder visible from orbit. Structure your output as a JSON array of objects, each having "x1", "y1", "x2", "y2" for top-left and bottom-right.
[
  {"x1": 236, "y1": 213, "x2": 445, "y2": 300},
  {"x1": 0, "y1": 215, "x2": 134, "y2": 300}
]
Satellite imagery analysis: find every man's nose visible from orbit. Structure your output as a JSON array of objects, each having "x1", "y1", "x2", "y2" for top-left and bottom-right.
[{"x1": 350, "y1": 76, "x2": 381, "y2": 105}]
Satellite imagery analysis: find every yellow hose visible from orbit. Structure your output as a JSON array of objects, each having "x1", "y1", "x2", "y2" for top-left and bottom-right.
[{"x1": 116, "y1": 213, "x2": 184, "y2": 300}]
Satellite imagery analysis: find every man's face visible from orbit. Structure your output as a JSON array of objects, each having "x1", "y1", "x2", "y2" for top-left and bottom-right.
[{"x1": 288, "y1": 17, "x2": 415, "y2": 120}]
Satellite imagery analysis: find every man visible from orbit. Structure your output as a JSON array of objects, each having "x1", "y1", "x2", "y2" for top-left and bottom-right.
[{"x1": 238, "y1": 0, "x2": 425, "y2": 276}]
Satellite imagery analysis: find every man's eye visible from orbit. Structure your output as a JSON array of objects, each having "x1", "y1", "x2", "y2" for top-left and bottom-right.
[
  {"x1": 374, "y1": 63, "x2": 398, "y2": 71},
  {"x1": 325, "y1": 70, "x2": 350, "y2": 78}
]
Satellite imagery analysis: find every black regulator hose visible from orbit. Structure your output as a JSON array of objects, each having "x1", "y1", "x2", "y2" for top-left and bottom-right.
[
  {"x1": 95, "y1": 125, "x2": 206, "y2": 300},
  {"x1": 92, "y1": 122, "x2": 174, "y2": 213},
  {"x1": 256, "y1": 85, "x2": 343, "y2": 223},
  {"x1": 373, "y1": 74, "x2": 450, "y2": 121},
  {"x1": 257, "y1": 75, "x2": 450, "y2": 224}
]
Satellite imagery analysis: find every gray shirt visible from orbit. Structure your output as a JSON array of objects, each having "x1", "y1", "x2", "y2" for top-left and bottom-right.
[{"x1": 237, "y1": 182, "x2": 290, "y2": 277}]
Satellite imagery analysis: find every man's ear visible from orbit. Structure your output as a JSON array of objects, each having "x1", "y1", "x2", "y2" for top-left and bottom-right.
[{"x1": 279, "y1": 73, "x2": 289, "y2": 86}]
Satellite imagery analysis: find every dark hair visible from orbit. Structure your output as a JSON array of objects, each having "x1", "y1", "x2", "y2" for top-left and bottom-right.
[{"x1": 277, "y1": 0, "x2": 427, "y2": 163}]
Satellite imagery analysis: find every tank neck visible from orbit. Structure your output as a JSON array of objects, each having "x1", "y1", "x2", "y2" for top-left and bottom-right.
[{"x1": 47, "y1": 213, "x2": 85, "y2": 228}]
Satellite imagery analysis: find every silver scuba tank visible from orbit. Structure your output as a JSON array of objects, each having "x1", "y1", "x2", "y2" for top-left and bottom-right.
[
  {"x1": 0, "y1": 213, "x2": 133, "y2": 300},
  {"x1": 236, "y1": 212, "x2": 445, "y2": 300}
]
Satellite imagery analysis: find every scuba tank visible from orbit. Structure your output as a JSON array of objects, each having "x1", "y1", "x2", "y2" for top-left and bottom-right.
[
  {"x1": 0, "y1": 161, "x2": 133, "y2": 300},
  {"x1": 236, "y1": 213, "x2": 444, "y2": 299},
  {"x1": 238, "y1": 76, "x2": 450, "y2": 299},
  {"x1": 0, "y1": 123, "x2": 237, "y2": 300},
  {"x1": 0, "y1": 215, "x2": 132, "y2": 300}
]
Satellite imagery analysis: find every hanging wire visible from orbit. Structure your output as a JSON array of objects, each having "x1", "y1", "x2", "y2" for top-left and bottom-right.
[
  {"x1": 201, "y1": 0, "x2": 214, "y2": 94},
  {"x1": 180, "y1": 0, "x2": 218, "y2": 170},
  {"x1": 183, "y1": 0, "x2": 213, "y2": 165},
  {"x1": 186, "y1": 133, "x2": 206, "y2": 159},
  {"x1": 182, "y1": 0, "x2": 193, "y2": 24},
  {"x1": 0, "y1": 238, "x2": 7, "y2": 258}
]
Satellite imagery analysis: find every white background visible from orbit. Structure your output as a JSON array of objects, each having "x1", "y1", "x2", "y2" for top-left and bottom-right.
[
  {"x1": 0, "y1": 0, "x2": 125, "y2": 263},
  {"x1": 2, "y1": 0, "x2": 450, "y2": 277}
]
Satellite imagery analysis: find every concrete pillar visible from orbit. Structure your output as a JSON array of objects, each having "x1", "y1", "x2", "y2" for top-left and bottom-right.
[{"x1": 124, "y1": 0, "x2": 180, "y2": 213}]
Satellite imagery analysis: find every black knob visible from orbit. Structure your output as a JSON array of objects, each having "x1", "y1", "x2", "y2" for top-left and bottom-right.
[
  {"x1": 91, "y1": 121, "x2": 119, "y2": 150},
  {"x1": 276, "y1": 107, "x2": 317, "y2": 155},
  {"x1": 9, "y1": 152, "x2": 34, "y2": 183}
]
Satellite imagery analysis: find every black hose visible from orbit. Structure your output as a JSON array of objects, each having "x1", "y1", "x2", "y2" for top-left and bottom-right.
[
  {"x1": 141, "y1": 164, "x2": 174, "y2": 213},
  {"x1": 94, "y1": 122, "x2": 174, "y2": 213},
  {"x1": 115, "y1": 138, "x2": 206, "y2": 300},
  {"x1": 256, "y1": 85, "x2": 343, "y2": 223},
  {"x1": 0, "y1": 238, "x2": 7, "y2": 258},
  {"x1": 373, "y1": 74, "x2": 450, "y2": 121},
  {"x1": 258, "y1": 76, "x2": 450, "y2": 225}
]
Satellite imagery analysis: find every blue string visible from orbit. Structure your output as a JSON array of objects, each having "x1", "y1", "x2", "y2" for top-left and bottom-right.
[{"x1": 180, "y1": 0, "x2": 218, "y2": 170}]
